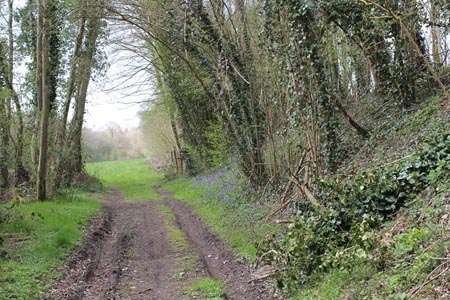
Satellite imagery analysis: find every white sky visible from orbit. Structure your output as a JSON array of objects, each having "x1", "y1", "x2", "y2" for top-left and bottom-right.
[
  {"x1": 85, "y1": 25, "x2": 154, "y2": 130},
  {"x1": 85, "y1": 34, "x2": 152, "y2": 129},
  {"x1": 85, "y1": 51, "x2": 150, "y2": 130}
]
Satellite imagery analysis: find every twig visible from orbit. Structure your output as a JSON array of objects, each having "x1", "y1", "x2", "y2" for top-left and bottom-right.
[
  {"x1": 250, "y1": 265, "x2": 277, "y2": 282},
  {"x1": 412, "y1": 238, "x2": 443, "y2": 281},
  {"x1": 255, "y1": 250, "x2": 280, "y2": 267},
  {"x1": 258, "y1": 176, "x2": 275, "y2": 203},
  {"x1": 366, "y1": 154, "x2": 415, "y2": 172},
  {"x1": 249, "y1": 271, "x2": 276, "y2": 282},
  {"x1": 135, "y1": 287, "x2": 153, "y2": 294},
  {"x1": 275, "y1": 219, "x2": 294, "y2": 224},
  {"x1": 266, "y1": 197, "x2": 293, "y2": 220},
  {"x1": 431, "y1": 257, "x2": 450, "y2": 261},
  {"x1": 409, "y1": 261, "x2": 449, "y2": 300}
]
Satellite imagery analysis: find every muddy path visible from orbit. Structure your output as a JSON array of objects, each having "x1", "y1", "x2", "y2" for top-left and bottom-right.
[{"x1": 50, "y1": 188, "x2": 273, "y2": 300}]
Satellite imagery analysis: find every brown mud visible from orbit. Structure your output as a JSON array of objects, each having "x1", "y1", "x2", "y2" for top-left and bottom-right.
[{"x1": 49, "y1": 188, "x2": 273, "y2": 300}]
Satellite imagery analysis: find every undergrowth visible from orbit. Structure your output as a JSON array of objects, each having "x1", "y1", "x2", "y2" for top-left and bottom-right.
[
  {"x1": 259, "y1": 97, "x2": 450, "y2": 298},
  {"x1": 259, "y1": 134, "x2": 449, "y2": 296}
]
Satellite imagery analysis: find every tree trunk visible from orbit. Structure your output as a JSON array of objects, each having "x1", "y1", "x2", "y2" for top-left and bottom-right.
[
  {"x1": 60, "y1": 3, "x2": 86, "y2": 140},
  {"x1": 32, "y1": 0, "x2": 44, "y2": 169},
  {"x1": 37, "y1": 0, "x2": 50, "y2": 201},
  {"x1": 69, "y1": 7, "x2": 102, "y2": 177},
  {"x1": 7, "y1": 0, "x2": 28, "y2": 185},
  {"x1": 0, "y1": 95, "x2": 9, "y2": 189},
  {"x1": 430, "y1": 1, "x2": 441, "y2": 66},
  {"x1": 56, "y1": 1, "x2": 87, "y2": 187}
]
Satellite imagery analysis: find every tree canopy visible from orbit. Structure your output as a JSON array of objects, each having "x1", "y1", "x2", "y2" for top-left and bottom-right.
[{"x1": 0, "y1": 0, "x2": 449, "y2": 199}]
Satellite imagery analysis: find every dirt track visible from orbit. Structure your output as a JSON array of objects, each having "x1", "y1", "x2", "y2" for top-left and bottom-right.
[{"x1": 50, "y1": 188, "x2": 272, "y2": 300}]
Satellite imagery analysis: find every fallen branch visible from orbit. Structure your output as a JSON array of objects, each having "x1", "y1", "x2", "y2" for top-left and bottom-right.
[
  {"x1": 250, "y1": 265, "x2": 277, "y2": 282},
  {"x1": 266, "y1": 197, "x2": 293, "y2": 220},
  {"x1": 291, "y1": 177, "x2": 323, "y2": 209},
  {"x1": 279, "y1": 151, "x2": 307, "y2": 204}
]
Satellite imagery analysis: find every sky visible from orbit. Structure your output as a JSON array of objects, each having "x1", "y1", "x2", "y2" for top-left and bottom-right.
[
  {"x1": 84, "y1": 56, "x2": 149, "y2": 130},
  {"x1": 85, "y1": 38, "x2": 153, "y2": 130}
]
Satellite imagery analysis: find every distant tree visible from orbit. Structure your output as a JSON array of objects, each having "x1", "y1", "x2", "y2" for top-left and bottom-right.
[{"x1": 82, "y1": 125, "x2": 147, "y2": 163}]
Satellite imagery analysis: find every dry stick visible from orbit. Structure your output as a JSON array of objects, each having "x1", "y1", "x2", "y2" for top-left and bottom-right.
[
  {"x1": 265, "y1": 153, "x2": 308, "y2": 220},
  {"x1": 412, "y1": 238, "x2": 444, "y2": 281},
  {"x1": 249, "y1": 267, "x2": 277, "y2": 283},
  {"x1": 266, "y1": 197, "x2": 294, "y2": 220},
  {"x1": 254, "y1": 249, "x2": 281, "y2": 273},
  {"x1": 291, "y1": 176, "x2": 323, "y2": 209},
  {"x1": 279, "y1": 151, "x2": 308, "y2": 204},
  {"x1": 267, "y1": 178, "x2": 324, "y2": 221},
  {"x1": 366, "y1": 154, "x2": 415, "y2": 173},
  {"x1": 431, "y1": 257, "x2": 450, "y2": 261},
  {"x1": 409, "y1": 262, "x2": 449, "y2": 300},
  {"x1": 249, "y1": 273, "x2": 274, "y2": 282},
  {"x1": 258, "y1": 176, "x2": 275, "y2": 203},
  {"x1": 332, "y1": 95, "x2": 369, "y2": 137},
  {"x1": 135, "y1": 287, "x2": 153, "y2": 294},
  {"x1": 275, "y1": 219, "x2": 294, "y2": 224}
]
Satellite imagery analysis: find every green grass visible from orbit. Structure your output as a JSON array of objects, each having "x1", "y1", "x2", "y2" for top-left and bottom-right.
[
  {"x1": 155, "y1": 204, "x2": 190, "y2": 252},
  {"x1": 182, "y1": 277, "x2": 225, "y2": 300},
  {"x1": 86, "y1": 159, "x2": 163, "y2": 200},
  {"x1": 89, "y1": 160, "x2": 272, "y2": 261},
  {"x1": 289, "y1": 274, "x2": 348, "y2": 300},
  {"x1": 154, "y1": 203, "x2": 196, "y2": 276},
  {"x1": 162, "y1": 177, "x2": 273, "y2": 261},
  {"x1": 288, "y1": 268, "x2": 372, "y2": 300},
  {"x1": 0, "y1": 191, "x2": 100, "y2": 300}
]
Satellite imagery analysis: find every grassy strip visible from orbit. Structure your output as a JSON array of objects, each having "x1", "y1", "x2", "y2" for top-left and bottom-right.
[
  {"x1": 287, "y1": 266, "x2": 377, "y2": 300},
  {"x1": 155, "y1": 204, "x2": 196, "y2": 274},
  {"x1": 182, "y1": 278, "x2": 225, "y2": 300},
  {"x1": 86, "y1": 159, "x2": 163, "y2": 200},
  {"x1": 155, "y1": 203, "x2": 225, "y2": 298},
  {"x1": 0, "y1": 191, "x2": 100, "y2": 300},
  {"x1": 162, "y1": 177, "x2": 273, "y2": 261}
]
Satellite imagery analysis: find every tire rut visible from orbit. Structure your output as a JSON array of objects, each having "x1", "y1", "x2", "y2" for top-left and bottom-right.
[
  {"x1": 157, "y1": 189, "x2": 273, "y2": 300},
  {"x1": 50, "y1": 188, "x2": 183, "y2": 300},
  {"x1": 50, "y1": 187, "x2": 273, "y2": 300}
]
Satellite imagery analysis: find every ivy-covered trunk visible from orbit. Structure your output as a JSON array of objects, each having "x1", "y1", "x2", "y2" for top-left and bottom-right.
[{"x1": 69, "y1": 6, "x2": 102, "y2": 178}]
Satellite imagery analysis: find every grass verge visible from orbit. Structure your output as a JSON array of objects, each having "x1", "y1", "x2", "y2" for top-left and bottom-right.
[
  {"x1": 86, "y1": 159, "x2": 163, "y2": 200},
  {"x1": 0, "y1": 191, "x2": 100, "y2": 300}
]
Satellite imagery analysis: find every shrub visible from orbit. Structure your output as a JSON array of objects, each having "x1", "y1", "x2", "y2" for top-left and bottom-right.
[{"x1": 259, "y1": 134, "x2": 450, "y2": 292}]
